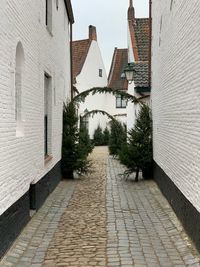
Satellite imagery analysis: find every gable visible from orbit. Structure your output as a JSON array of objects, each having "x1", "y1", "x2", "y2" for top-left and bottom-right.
[
  {"x1": 72, "y1": 39, "x2": 91, "y2": 81},
  {"x1": 108, "y1": 48, "x2": 128, "y2": 90}
]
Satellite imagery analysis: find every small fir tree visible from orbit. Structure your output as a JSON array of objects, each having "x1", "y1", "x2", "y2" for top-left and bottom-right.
[
  {"x1": 109, "y1": 120, "x2": 126, "y2": 156},
  {"x1": 93, "y1": 125, "x2": 104, "y2": 146},
  {"x1": 79, "y1": 119, "x2": 93, "y2": 157},
  {"x1": 103, "y1": 127, "x2": 110, "y2": 145},
  {"x1": 119, "y1": 104, "x2": 153, "y2": 181},
  {"x1": 62, "y1": 102, "x2": 90, "y2": 179}
]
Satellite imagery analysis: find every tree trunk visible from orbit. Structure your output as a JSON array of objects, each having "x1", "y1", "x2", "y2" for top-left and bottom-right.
[{"x1": 135, "y1": 168, "x2": 139, "y2": 182}]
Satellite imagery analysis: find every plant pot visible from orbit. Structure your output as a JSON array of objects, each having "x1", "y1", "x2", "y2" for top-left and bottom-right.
[
  {"x1": 62, "y1": 169, "x2": 74, "y2": 179},
  {"x1": 142, "y1": 165, "x2": 153, "y2": 180}
]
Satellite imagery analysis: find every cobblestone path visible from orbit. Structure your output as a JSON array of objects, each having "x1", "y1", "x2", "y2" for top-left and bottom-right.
[
  {"x1": 106, "y1": 157, "x2": 200, "y2": 267},
  {"x1": 1, "y1": 147, "x2": 200, "y2": 267},
  {"x1": 42, "y1": 147, "x2": 107, "y2": 267}
]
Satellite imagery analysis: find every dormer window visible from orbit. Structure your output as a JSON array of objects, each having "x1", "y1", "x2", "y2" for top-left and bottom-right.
[{"x1": 99, "y1": 69, "x2": 103, "y2": 77}]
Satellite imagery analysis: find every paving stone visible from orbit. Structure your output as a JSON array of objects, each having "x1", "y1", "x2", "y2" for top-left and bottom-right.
[
  {"x1": 1, "y1": 147, "x2": 200, "y2": 266},
  {"x1": 106, "y1": 154, "x2": 200, "y2": 267}
]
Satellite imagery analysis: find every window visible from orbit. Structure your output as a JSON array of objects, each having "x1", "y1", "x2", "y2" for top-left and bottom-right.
[
  {"x1": 116, "y1": 95, "x2": 127, "y2": 108},
  {"x1": 15, "y1": 42, "x2": 25, "y2": 137},
  {"x1": 170, "y1": 0, "x2": 174, "y2": 10},
  {"x1": 99, "y1": 69, "x2": 103, "y2": 77},
  {"x1": 80, "y1": 116, "x2": 89, "y2": 131},
  {"x1": 44, "y1": 73, "x2": 52, "y2": 157},
  {"x1": 46, "y1": 0, "x2": 52, "y2": 32}
]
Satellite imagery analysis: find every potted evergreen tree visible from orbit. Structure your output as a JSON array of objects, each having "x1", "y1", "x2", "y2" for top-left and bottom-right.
[
  {"x1": 109, "y1": 120, "x2": 126, "y2": 156},
  {"x1": 62, "y1": 102, "x2": 91, "y2": 179},
  {"x1": 119, "y1": 104, "x2": 153, "y2": 181},
  {"x1": 93, "y1": 125, "x2": 104, "y2": 146}
]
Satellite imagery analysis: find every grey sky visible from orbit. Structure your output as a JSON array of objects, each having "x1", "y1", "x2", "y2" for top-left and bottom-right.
[{"x1": 71, "y1": 0, "x2": 149, "y2": 74}]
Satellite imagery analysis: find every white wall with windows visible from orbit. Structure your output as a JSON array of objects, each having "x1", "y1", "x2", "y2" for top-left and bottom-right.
[
  {"x1": 0, "y1": 0, "x2": 71, "y2": 216},
  {"x1": 75, "y1": 41, "x2": 108, "y2": 138}
]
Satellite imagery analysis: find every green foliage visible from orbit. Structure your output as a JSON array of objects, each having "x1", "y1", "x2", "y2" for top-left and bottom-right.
[
  {"x1": 93, "y1": 125, "x2": 104, "y2": 146},
  {"x1": 109, "y1": 120, "x2": 127, "y2": 156},
  {"x1": 79, "y1": 120, "x2": 93, "y2": 156},
  {"x1": 119, "y1": 104, "x2": 153, "y2": 180},
  {"x1": 62, "y1": 102, "x2": 91, "y2": 179},
  {"x1": 103, "y1": 127, "x2": 110, "y2": 145},
  {"x1": 82, "y1": 109, "x2": 115, "y2": 121},
  {"x1": 72, "y1": 87, "x2": 138, "y2": 105}
]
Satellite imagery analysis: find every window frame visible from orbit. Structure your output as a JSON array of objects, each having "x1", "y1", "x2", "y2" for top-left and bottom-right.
[
  {"x1": 46, "y1": 0, "x2": 52, "y2": 33},
  {"x1": 116, "y1": 95, "x2": 127, "y2": 109},
  {"x1": 44, "y1": 73, "x2": 53, "y2": 158},
  {"x1": 99, "y1": 69, "x2": 103, "y2": 77}
]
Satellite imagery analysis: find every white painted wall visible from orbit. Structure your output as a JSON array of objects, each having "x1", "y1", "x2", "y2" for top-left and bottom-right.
[
  {"x1": 152, "y1": 0, "x2": 200, "y2": 212},
  {"x1": 127, "y1": 24, "x2": 135, "y2": 63},
  {"x1": 0, "y1": 0, "x2": 71, "y2": 215},
  {"x1": 126, "y1": 22, "x2": 137, "y2": 132},
  {"x1": 127, "y1": 83, "x2": 136, "y2": 132},
  {"x1": 75, "y1": 41, "x2": 108, "y2": 138},
  {"x1": 105, "y1": 93, "x2": 127, "y2": 127}
]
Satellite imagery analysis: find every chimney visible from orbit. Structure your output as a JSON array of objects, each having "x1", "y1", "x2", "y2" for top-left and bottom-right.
[
  {"x1": 128, "y1": 0, "x2": 135, "y2": 23},
  {"x1": 89, "y1": 25, "x2": 97, "y2": 41}
]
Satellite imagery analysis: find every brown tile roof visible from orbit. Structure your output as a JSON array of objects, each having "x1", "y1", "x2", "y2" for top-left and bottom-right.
[
  {"x1": 127, "y1": 2, "x2": 150, "y2": 89},
  {"x1": 132, "y1": 62, "x2": 149, "y2": 87},
  {"x1": 108, "y1": 48, "x2": 128, "y2": 90},
  {"x1": 134, "y1": 19, "x2": 150, "y2": 61},
  {"x1": 72, "y1": 39, "x2": 92, "y2": 80},
  {"x1": 128, "y1": 18, "x2": 149, "y2": 62},
  {"x1": 128, "y1": 2, "x2": 149, "y2": 62}
]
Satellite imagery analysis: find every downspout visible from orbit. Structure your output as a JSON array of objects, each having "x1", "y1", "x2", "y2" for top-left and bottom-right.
[
  {"x1": 149, "y1": 0, "x2": 152, "y2": 89},
  {"x1": 70, "y1": 22, "x2": 73, "y2": 100}
]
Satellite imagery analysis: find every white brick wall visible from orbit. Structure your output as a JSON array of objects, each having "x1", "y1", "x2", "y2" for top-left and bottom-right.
[
  {"x1": 0, "y1": 0, "x2": 71, "y2": 215},
  {"x1": 152, "y1": 0, "x2": 200, "y2": 212}
]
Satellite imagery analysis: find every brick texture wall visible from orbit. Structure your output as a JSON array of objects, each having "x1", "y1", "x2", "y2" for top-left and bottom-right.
[
  {"x1": 0, "y1": 0, "x2": 71, "y2": 215},
  {"x1": 152, "y1": 0, "x2": 200, "y2": 212}
]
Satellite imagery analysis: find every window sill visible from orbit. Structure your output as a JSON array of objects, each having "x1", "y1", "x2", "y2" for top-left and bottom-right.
[
  {"x1": 46, "y1": 26, "x2": 53, "y2": 37},
  {"x1": 116, "y1": 107, "x2": 127, "y2": 109},
  {"x1": 45, "y1": 155, "x2": 53, "y2": 164}
]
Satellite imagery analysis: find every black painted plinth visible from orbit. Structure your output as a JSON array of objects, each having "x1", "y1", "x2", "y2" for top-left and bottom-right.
[
  {"x1": 154, "y1": 161, "x2": 200, "y2": 252},
  {"x1": 30, "y1": 161, "x2": 62, "y2": 210},
  {"x1": 0, "y1": 192, "x2": 30, "y2": 258}
]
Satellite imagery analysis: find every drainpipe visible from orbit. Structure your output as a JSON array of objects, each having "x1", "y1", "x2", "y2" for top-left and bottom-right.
[
  {"x1": 70, "y1": 22, "x2": 73, "y2": 100},
  {"x1": 149, "y1": 0, "x2": 152, "y2": 89}
]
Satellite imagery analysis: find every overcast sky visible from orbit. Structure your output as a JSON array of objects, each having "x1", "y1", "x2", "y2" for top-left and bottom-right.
[{"x1": 71, "y1": 0, "x2": 149, "y2": 74}]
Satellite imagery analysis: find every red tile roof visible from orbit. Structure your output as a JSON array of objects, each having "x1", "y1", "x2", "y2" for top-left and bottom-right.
[
  {"x1": 72, "y1": 39, "x2": 92, "y2": 81},
  {"x1": 134, "y1": 18, "x2": 150, "y2": 61},
  {"x1": 128, "y1": 2, "x2": 150, "y2": 62},
  {"x1": 108, "y1": 48, "x2": 128, "y2": 90}
]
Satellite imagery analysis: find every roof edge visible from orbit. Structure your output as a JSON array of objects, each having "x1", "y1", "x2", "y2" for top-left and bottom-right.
[
  {"x1": 64, "y1": 0, "x2": 74, "y2": 23},
  {"x1": 72, "y1": 38, "x2": 90, "y2": 43},
  {"x1": 108, "y1": 47, "x2": 118, "y2": 84},
  {"x1": 72, "y1": 39, "x2": 92, "y2": 79}
]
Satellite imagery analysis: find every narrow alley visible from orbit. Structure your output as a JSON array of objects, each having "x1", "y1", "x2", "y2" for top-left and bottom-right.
[{"x1": 1, "y1": 147, "x2": 200, "y2": 267}]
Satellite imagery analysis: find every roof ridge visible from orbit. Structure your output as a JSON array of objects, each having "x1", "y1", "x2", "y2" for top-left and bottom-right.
[{"x1": 72, "y1": 38, "x2": 90, "y2": 43}]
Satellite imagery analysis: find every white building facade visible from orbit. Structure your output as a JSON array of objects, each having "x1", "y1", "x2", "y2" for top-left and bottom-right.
[
  {"x1": 152, "y1": 0, "x2": 200, "y2": 251},
  {"x1": 72, "y1": 26, "x2": 108, "y2": 138},
  {"x1": 0, "y1": 0, "x2": 74, "y2": 257}
]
